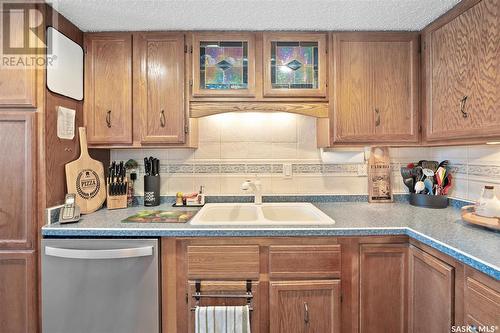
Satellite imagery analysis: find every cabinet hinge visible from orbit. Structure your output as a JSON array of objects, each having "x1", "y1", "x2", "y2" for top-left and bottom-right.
[
  {"x1": 189, "y1": 79, "x2": 193, "y2": 87},
  {"x1": 184, "y1": 45, "x2": 187, "y2": 53},
  {"x1": 190, "y1": 45, "x2": 193, "y2": 53},
  {"x1": 184, "y1": 124, "x2": 189, "y2": 134},
  {"x1": 419, "y1": 125, "x2": 422, "y2": 133},
  {"x1": 84, "y1": 47, "x2": 87, "y2": 55}
]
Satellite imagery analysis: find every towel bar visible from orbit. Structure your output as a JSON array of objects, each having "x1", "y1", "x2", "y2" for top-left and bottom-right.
[
  {"x1": 190, "y1": 306, "x2": 254, "y2": 312},
  {"x1": 192, "y1": 280, "x2": 254, "y2": 310},
  {"x1": 192, "y1": 294, "x2": 254, "y2": 299}
]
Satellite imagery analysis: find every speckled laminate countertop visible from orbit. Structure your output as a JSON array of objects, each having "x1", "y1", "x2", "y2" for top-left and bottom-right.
[{"x1": 42, "y1": 201, "x2": 499, "y2": 279}]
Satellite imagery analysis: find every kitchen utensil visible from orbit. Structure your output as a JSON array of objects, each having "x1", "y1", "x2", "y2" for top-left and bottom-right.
[
  {"x1": 441, "y1": 174, "x2": 453, "y2": 195},
  {"x1": 423, "y1": 168, "x2": 435, "y2": 178},
  {"x1": 415, "y1": 180, "x2": 425, "y2": 193},
  {"x1": 403, "y1": 178, "x2": 415, "y2": 193},
  {"x1": 424, "y1": 178, "x2": 434, "y2": 194},
  {"x1": 436, "y1": 166, "x2": 447, "y2": 186},
  {"x1": 65, "y1": 127, "x2": 106, "y2": 214},
  {"x1": 400, "y1": 167, "x2": 413, "y2": 180},
  {"x1": 422, "y1": 160, "x2": 439, "y2": 172}
]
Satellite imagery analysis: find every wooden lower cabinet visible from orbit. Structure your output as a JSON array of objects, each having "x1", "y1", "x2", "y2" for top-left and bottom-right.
[
  {"x1": 269, "y1": 280, "x2": 341, "y2": 333},
  {"x1": 408, "y1": 245, "x2": 454, "y2": 333},
  {"x1": 464, "y1": 267, "x2": 500, "y2": 331},
  {"x1": 359, "y1": 244, "x2": 408, "y2": 333},
  {"x1": 0, "y1": 251, "x2": 37, "y2": 333}
]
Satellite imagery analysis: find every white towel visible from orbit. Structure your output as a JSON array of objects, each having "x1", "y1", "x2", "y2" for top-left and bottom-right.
[{"x1": 195, "y1": 306, "x2": 251, "y2": 333}]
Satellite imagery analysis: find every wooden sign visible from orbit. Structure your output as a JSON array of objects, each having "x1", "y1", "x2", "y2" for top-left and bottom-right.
[
  {"x1": 65, "y1": 127, "x2": 106, "y2": 214},
  {"x1": 368, "y1": 147, "x2": 393, "y2": 203}
]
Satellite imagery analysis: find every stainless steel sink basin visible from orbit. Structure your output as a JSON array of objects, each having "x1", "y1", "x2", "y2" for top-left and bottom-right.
[{"x1": 189, "y1": 203, "x2": 335, "y2": 225}]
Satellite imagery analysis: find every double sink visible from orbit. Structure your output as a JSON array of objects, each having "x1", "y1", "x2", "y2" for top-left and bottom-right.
[{"x1": 190, "y1": 203, "x2": 335, "y2": 225}]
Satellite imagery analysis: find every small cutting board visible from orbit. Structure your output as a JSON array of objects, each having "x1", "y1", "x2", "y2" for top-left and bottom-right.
[{"x1": 65, "y1": 127, "x2": 106, "y2": 214}]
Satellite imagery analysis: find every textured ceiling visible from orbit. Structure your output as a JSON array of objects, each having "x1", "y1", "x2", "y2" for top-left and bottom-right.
[{"x1": 48, "y1": 0, "x2": 462, "y2": 32}]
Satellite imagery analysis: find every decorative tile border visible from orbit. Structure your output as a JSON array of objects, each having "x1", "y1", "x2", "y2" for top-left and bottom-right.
[{"x1": 133, "y1": 161, "x2": 500, "y2": 179}]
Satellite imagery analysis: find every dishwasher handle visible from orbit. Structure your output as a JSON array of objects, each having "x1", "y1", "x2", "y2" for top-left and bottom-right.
[{"x1": 45, "y1": 246, "x2": 154, "y2": 259}]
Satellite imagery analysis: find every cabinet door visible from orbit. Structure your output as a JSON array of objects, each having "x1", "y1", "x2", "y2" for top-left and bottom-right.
[
  {"x1": 0, "y1": 113, "x2": 35, "y2": 249},
  {"x1": 84, "y1": 33, "x2": 132, "y2": 144},
  {"x1": 192, "y1": 33, "x2": 256, "y2": 97},
  {"x1": 0, "y1": 10, "x2": 36, "y2": 107},
  {"x1": 135, "y1": 33, "x2": 185, "y2": 144},
  {"x1": 408, "y1": 245, "x2": 454, "y2": 333},
  {"x1": 263, "y1": 33, "x2": 327, "y2": 98},
  {"x1": 269, "y1": 280, "x2": 341, "y2": 333},
  {"x1": 333, "y1": 33, "x2": 419, "y2": 144},
  {"x1": 464, "y1": 268, "x2": 499, "y2": 331},
  {"x1": 425, "y1": 0, "x2": 500, "y2": 141},
  {"x1": 359, "y1": 244, "x2": 408, "y2": 333},
  {"x1": 0, "y1": 251, "x2": 37, "y2": 333}
]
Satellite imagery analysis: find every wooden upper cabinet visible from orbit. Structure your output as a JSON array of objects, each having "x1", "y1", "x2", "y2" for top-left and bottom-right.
[
  {"x1": 424, "y1": 0, "x2": 500, "y2": 142},
  {"x1": 0, "y1": 11, "x2": 36, "y2": 108},
  {"x1": 84, "y1": 33, "x2": 132, "y2": 144},
  {"x1": 263, "y1": 33, "x2": 327, "y2": 98},
  {"x1": 333, "y1": 33, "x2": 419, "y2": 144},
  {"x1": 269, "y1": 280, "x2": 341, "y2": 333},
  {"x1": 135, "y1": 32, "x2": 186, "y2": 144},
  {"x1": 0, "y1": 113, "x2": 35, "y2": 249},
  {"x1": 408, "y1": 245, "x2": 454, "y2": 333},
  {"x1": 192, "y1": 33, "x2": 256, "y2": 97},
  {"x1": 359, "y1": 244, "x2": 408, "y2": 333},
  {"x1": 0, "y1": 251, "x2": 37, "y2": 333}
]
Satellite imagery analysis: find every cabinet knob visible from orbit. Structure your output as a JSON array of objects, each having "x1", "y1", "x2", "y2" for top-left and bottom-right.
[
  {"x1": 375, "y1": 108, "x2": 381, "y2": 127},
  {"x1": 460, "y1": 96, "x2": 468, "y2": 118},
  {"x1": 303, "y1": 302, "x2": 309, "y2": 324},
  {"x1": 106, "y1": 110, "x2": 112, "y2": 128},
  {"x1": 160, "y1": 109, "x2": 166, "y2": 128}
]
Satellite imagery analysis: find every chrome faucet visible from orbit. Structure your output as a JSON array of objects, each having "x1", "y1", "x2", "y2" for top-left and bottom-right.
[{"x1": 241, "y1": 179, "x2": 262, "y2": 205}]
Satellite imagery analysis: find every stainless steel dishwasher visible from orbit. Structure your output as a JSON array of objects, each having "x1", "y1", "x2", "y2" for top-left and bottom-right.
[{"x1": 42, "y1": 239, "x2": 159, "y2": 333}]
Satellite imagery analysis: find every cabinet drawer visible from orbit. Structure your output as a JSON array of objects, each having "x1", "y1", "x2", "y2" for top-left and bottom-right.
[
  {"x1": 464, "y1": 276, "x2": 500, "y2": 329},
  {"x1": 187, "y1": 245, "x2": 260, "y2": 280},
  {"x1": 269, "y1": 245, "x2": 341, "y2": 279}
]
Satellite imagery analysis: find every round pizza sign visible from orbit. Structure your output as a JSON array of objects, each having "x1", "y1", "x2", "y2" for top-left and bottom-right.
[{"x1": 76, "y1": 169, "x2": 101, "y2": 199}]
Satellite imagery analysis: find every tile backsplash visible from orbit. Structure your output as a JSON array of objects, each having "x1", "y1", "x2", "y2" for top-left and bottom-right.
[{"x1": 111, "y1": 112, "x2": 500, "y2": 202}]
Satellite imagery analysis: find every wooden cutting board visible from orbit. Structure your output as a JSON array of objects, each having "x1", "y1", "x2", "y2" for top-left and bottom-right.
[{"x1": 65, "y1": 127, "x2": 106, "y2": 214}]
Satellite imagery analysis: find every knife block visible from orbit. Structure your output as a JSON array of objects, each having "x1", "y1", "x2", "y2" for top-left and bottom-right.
[
  {"x1": 144, "y1": 175, "x2": 160, "y2": 206},
  {"x1": 106, "y1": 183, "x2": 128, "y2": 210}
]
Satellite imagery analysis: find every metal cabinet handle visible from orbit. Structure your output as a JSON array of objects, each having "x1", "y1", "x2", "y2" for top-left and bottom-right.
[
  {"x1": 460, "y1": 96, "x2": 468, "y2": 118},
  {"x1": 303, "y1": 302, "x2": 309, "y2": 324},
  {"x1": 45, "y1": 246, "x2": 153, "y2": 259},
  {"x1": 160, "y1": 109, "x2": 166, "y2": 127},
  {"x1": 106, "y1": 110, "x2": 112, "y2": 128},
  {"x1": 375, "y1": 108, "x2": 381, "y2": 127}
]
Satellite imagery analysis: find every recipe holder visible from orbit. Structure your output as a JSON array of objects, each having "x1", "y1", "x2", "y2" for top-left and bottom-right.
[
  {"x1": 144, "y1": 175, "x2": 160, "y2": 207},
  {"x1": 409, "y1": 193, "x2": 449, "y2": 209}
]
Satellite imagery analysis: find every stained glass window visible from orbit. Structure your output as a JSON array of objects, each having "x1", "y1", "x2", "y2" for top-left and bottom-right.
[
  {"x1": 270, "y1": 41, "x2": 319, "y2": 89},
  {"x1": 199, "y1": 41, "x2": 248, "y2": 90}
]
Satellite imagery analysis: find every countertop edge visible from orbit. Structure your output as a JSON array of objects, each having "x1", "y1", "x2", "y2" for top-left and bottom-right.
[{"x1": 41, "y1": 226, "x2": 500, "y2": 280}]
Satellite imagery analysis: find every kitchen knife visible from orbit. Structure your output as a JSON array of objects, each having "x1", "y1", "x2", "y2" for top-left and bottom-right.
[{"x1": 154, "y1": 158, "x2": 160, "y2": 176}]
